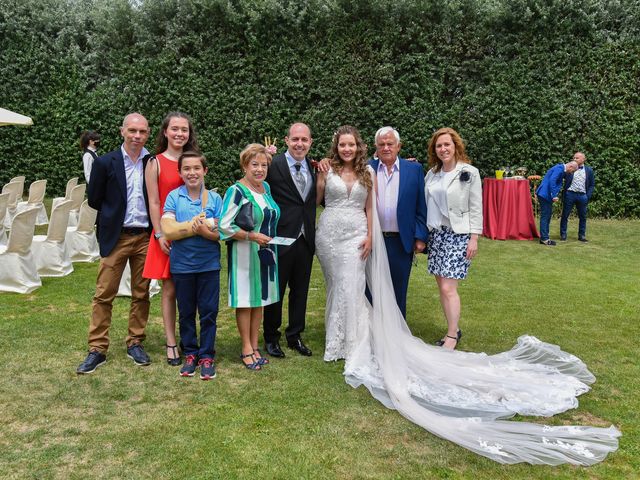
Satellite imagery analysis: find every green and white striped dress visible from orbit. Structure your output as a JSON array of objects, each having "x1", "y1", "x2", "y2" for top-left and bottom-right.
[{"x1": 219, "y1": 182, "x2": 280, "y2": 308}]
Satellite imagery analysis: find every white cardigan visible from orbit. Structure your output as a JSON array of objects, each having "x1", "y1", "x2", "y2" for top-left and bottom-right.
[{"x1": 424, "y1": 162, "x2": 483, "y2": 235}]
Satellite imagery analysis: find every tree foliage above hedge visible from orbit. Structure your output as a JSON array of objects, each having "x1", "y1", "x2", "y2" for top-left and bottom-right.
[{"x1": 1, "y1": 0, "x2": 638, "y2": 216}]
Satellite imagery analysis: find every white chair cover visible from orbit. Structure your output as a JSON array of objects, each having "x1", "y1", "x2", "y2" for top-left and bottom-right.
[
  {"x1": 15, "y1": 179, "x2": 49, "y2": 225},
  {"x1": 9, "y1": 176, "x2": 25, "y2": 198},
  {"x1": 0, "y1": 193, "x2": 9, "y2": 246},
  {"x1": 65, "y1": 200, "x2": 99, "y2": 262},
  {"x1": 51, "y1": 177, "x2": 79, "y2": 211},
  {"x1": 2, "y1": 181, "x2": 23, "y2": 229},
  {"x1": 0, "y1": 207, "x2": 41, "y2": 293},
  {"x1": 117, "y1": 261, "x2": 161, "y2": 298},
  {"x1": 32, "y1": 200, "x2": 74, "y2": 277},
  {"x1": 66, "y1": 183, "x2": 86, "y2": 227}
]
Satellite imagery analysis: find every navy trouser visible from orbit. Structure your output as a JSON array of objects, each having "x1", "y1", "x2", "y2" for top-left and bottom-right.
[
  {"x1": 173, "y1": 270, "x2": 220, "y2": 359},
  {"x1": 366, "y1": 235, "x2": 413, "y2": 318},
  {"x1": 560, "y1": 191, "x2": 588, "y2": 239},
  {"x1": 538, "y1": 197, "x2": 553, "y2": 241}
]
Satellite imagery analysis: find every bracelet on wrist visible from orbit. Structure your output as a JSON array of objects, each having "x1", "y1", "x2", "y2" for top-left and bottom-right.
[
  {"x1": 245, "y1": 231, "x2": 250, "y2": 241},
  {"x1": 154, "y1": 231, "x2": 164, "y2": 239}
]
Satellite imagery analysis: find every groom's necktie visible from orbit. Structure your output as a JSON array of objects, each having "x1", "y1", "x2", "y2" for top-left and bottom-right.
[{"x1": 294, "y1": 162, "x2": 306, "y2": 198}]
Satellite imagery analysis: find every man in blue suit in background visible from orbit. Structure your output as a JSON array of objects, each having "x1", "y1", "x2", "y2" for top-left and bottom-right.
[
  {"x1": 560, "y1": 152, "x2": 595, "y2": 242},
  {"x1": 536, "y1": 160, "x2": 579, "y2": 246},
  {"x1": 77, "y1": 112, "x2": 153, "y2": 374},
  {"x1": 369, "y1": 127, "x2": 428, "y2": 317}
]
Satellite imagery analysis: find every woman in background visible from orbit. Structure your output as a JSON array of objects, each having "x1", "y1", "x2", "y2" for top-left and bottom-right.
[{"x1": 80, "y1": 130, "x2": 101, "y2": 182}]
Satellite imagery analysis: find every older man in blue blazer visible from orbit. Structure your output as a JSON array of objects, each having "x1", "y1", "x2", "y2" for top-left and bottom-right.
[
  {"x1": 536, "y1": 160, "x2": 578, "y2": 246},
  {"x1": 560, "y1": 152, "x2": 595, "y2": 242},
  {"x1": 369, "y1": 127, "x2": 428, "y2": 317},
  {"x1": 77, "y1": 112, "x2": 153, "y2": 374}
]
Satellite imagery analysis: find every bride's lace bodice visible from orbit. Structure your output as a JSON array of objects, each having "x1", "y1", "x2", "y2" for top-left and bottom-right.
[{"x1": 316, "y1": 169, "x2": 370, "y2": 361}]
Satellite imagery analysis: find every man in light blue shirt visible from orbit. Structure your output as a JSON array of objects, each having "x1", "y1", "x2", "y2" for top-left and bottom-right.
[{"x1": 78, "y1": 113, "x2": 153, "y2": 374}]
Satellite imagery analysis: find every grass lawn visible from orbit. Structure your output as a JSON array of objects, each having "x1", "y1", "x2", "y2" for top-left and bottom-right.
[{"x1": 0, "y1": 217, "x2": 637, "y2": 479}]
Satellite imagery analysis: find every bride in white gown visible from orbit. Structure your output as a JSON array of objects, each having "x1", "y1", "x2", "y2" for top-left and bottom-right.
[{"x1": 316, "y1": 126, "x2": 620, "y2": 466}]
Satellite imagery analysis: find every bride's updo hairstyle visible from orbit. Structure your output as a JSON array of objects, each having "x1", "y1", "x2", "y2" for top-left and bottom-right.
[
  {"x1": 427, "y1": 127, "x2": 471, "y2": 173},
  {"x1": 327, "y1": 125, "x2": 372, "y2": 190}
]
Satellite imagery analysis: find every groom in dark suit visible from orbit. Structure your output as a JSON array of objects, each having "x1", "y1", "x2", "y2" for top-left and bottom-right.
[
  {"x1": 77, "y1": 112, "x2": 153, "y2": 374},
  {"x1": 263, "y1": 123, "x2": 316, "y2": 357},
  {"x1": 369, "y1": 127, "x2": 428, "y2": 318}
]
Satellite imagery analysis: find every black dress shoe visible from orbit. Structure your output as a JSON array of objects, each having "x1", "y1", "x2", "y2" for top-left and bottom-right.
[
  {"x1": 579, "y1": 237, "x2": 588, "y2": 242},
  {"x1": 265, "y1": 342, "x2": 285, "y2": 358},
  {"x1": 287, "y1": 338, "x2": 312, "y2": 356}
]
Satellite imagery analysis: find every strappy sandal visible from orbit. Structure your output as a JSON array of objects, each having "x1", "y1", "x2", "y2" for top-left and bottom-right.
[
  {"x1": 435, "y1": 329, "x2": 462, "y2": 347},
  {"x1": 253, "y1": 349, "x2": 269, "y2": 365},
  {"x1": 240, "y1": 352, "x2": 261, "y2": 370},
  {"x1": 441, "y1": 335, "x2": 459, "y2": 350},
  {"x1": 166, "y1": 344, "x2": 182, "y2": 366}
]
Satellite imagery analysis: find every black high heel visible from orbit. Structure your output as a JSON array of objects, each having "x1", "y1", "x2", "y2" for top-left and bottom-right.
[
  {"x1": 435, "y1": 329, "x2": 462, "y2": 346},
  {"x1": 166, "y1": 344, "x2": 182, "y2": 366}
]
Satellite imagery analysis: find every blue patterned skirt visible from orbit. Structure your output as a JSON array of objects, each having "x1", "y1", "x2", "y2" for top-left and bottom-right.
[{"x1": 427, "y1": 226, "x2": 471, "y2": 279}]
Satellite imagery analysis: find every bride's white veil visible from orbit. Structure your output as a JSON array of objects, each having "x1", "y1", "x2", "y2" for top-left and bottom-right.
[{"x1": 344, "y1": 175, "x2": 620, "y2": 465}]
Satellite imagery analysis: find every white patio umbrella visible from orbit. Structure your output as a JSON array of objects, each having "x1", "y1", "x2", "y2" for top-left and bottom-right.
[{"x1": 0, "y1": 108, "x2": 33, "y2": 127}]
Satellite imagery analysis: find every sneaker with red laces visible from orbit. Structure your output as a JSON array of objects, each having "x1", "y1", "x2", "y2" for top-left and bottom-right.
[
  {"x1": 180, "y1": 354, "x2": 197, "y2": 377},
  {"x1": 199, "y1": 358, "x2": 216, "y2": 380}
]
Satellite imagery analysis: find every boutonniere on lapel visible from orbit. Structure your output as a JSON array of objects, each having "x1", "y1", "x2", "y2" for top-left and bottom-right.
[
  {"x1": 263, "y1": 136, "x2": 278, "y2": 156},
  {"x1": 459, "y1": 170, "x2": 471, "y2": 183}
]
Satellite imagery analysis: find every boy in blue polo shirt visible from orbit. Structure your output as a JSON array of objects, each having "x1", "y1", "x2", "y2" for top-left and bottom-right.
[{"x1": 162, "y1": 151, "x2": 223, "y2": 379}]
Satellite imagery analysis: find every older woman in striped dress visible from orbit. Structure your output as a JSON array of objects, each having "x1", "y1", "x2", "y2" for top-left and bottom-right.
[{"x1": 219, "y1": 144, "x2": 280, "y2": 370}]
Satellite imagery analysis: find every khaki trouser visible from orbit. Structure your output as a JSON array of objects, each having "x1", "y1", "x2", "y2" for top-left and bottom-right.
[{"x1": 88, "y1": 232, "x2": 151, "y2": 353}]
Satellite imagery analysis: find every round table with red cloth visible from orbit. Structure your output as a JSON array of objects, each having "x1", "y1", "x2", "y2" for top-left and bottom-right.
[{"x1": 482, "y1": 178, "x2": 539, "y2": 240}]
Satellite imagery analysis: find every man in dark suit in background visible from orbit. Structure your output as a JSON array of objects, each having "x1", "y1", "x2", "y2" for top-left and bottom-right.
[
  {"x1": 77, "y1": 112, "x2": 153, "y2": 374},
  {"x1": 560, "y1": 152, "x2": 595, "y2": 242},
  {"x1": 369, "y1": 127, "x2": 428, "y2": 318},
  {"x1": 263, "y1": 122, "x2": 316, "y2": 357},
  {"x1": 536, "y1": 160, "x2": 579, "y2": 246}
]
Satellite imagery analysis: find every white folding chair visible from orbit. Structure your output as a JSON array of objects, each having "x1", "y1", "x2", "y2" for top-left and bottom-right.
[
  {"x1": 2, "y1": 181, "x2": 24, "y2": 229},
  {"x1": 0, "y1": 207, "x2": 41, "y2": 293},
  {"x1": 0, "y1": 193, "x2": 9, "y2": 246},
  {"x1": 65, "y1": 200, "x2": 99, "y2": 262},
  {"x1": 117, "y1": 261, "x2": 161, "y2": 298},
  {"x1": 15, "y1": 179, "x2": 49, "y2": 225},
  {"x1": 32, "y1": 200, "x2": 74, "y2": 277},
  {"x1": 51, "y1": 177, "x2": 79, "y2": 211},
  {"x1": 66, "y1": 183, "x2": 86, "y2": 227}
]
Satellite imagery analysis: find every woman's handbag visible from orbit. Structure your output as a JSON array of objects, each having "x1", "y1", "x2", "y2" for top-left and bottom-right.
[{"x1": 235, "y1": 201, "x2": 254, "y2": 231}]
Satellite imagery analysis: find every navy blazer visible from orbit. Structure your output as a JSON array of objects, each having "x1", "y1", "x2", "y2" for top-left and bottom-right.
[
  {"x1": 88, "y1": 148, "x2": 151, "y2": 257},
  {"x1": 369, "y1": 158, "x2": 428, "y2": 253},
  {"x1": 563, "y1": 165, "x2": 595, "y2": 201},
  {"x1": 536, "y1": 163, "x2": 566, "y2": 202}
]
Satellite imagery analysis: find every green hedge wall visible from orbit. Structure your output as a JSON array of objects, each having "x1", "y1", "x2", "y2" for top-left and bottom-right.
[{"x1": 1, "y1": 0, "x2": 638, "y2": 216}]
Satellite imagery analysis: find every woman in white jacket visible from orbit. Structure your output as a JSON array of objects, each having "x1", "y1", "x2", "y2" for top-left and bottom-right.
[{"x1": 424, "y1": 128, "x2": 482, "y2": 350}]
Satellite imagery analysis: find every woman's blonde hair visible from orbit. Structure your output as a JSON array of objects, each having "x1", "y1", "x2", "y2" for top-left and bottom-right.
[{"x1": 240, "y1": 143, "x2": 272, "y2": 169}]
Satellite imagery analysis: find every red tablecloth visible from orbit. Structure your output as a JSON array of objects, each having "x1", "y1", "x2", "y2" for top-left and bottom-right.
[{"x1": 482, "y1": 178, "x2": 539, "y2": 240}]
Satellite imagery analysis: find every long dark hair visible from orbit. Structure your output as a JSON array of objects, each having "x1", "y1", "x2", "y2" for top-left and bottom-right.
[{"x1": 155, "y1": 111, "x2": 199, "y2": 154}]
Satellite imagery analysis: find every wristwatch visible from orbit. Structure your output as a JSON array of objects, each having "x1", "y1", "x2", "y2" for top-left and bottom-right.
[{"x1": 154, "y1": 232, "x2": 164, "y2": 239}]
